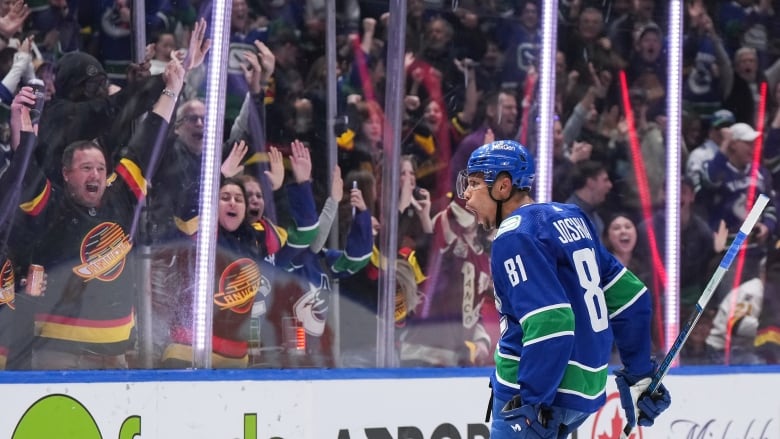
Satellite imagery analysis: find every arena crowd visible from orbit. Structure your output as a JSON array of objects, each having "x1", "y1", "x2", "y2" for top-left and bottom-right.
[{"x1": 1, "y1": 0, "x2": 779, "y2": 370}]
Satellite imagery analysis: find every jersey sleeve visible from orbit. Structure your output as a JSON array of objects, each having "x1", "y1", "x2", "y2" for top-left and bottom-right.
[
  {"x1": 15, "y1": 132, "x2": 52, "y2": 218},
  {"x1": 701, "y1": 150, "x2": 729, "y2": 188},
  {"x1": 113, "y1": 112, "x2": 169, "y2": 203},
  {"x1": 283, "y1": 181, "x2": 319, "y2": 248},
  {"x1": 271, "y1": 181, "x2": 320, "y2": 268},
  {"x1": 324, "y1": 209, "x2": 373, "y2": 276},
  {"x1": 492, "y1": 231, "x2": 575, "y2": 407}
]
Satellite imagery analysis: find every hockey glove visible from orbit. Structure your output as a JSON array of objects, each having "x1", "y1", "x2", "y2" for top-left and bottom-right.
[
  {"x1": 614, "y1": 369, "x2": 671, "y2": 428},
  {"x1": 500, "y1": 396, "x2": 562, "y2": 438}
]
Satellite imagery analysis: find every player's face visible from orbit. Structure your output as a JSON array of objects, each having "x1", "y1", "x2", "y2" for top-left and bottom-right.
[
  {"x1": 462, "y1": 175, "x2": 494, "y2": 230},
  {"x1": 243, "y1": 180, "x2": 264, "y2": 223},
  {"x1": 218, "y1": 184, "x2": 246, "y2": 232},
  {"x1": 63, "y1": 147, "x2": 107, "y2": 208}
]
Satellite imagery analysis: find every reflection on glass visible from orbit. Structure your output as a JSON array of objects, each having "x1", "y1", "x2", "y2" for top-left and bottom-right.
[{"x1": 1, "y1": 0, "x2": 778, "y2": 372}]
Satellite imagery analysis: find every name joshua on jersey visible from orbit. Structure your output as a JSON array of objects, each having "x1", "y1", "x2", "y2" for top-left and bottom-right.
[{"x1": 552, "y1": 216, "x2": 593, "y2": 244}]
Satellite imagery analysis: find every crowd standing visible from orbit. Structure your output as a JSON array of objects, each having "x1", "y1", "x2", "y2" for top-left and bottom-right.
[{"x1": 1, "y1": 0, "x2": 780, "y2": 369}]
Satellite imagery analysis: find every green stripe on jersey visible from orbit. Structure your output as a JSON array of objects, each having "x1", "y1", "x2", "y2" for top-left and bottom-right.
[
  {"x1": 495, "y1": 353, "x2": 519, "y2": 388},
  {"x1": 287, "y1": 225, "x2": 319, "y2": 247},
  {"x1": 495, "y1": 355, "x2": 608, "y2": 399},
  {"x1": 558, "y1": 362, "x2": 608, "y2": 398},
  {"x1": 604, "y1": 269, "x2": 646, "y2": 315},
  {"x1": 520, "y1": 305, "x2": 574, "y2": 344},
  {"x1": 331, "y1": 252, "x2": 371, "y2": 274}
]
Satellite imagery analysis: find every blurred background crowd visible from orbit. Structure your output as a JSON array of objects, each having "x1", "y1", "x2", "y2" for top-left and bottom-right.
[{"x1": 2, "y1": 0, "x2": 780, "y2": 370}]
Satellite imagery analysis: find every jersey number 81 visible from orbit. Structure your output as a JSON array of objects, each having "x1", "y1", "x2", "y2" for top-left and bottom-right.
[{"x1": 503, "y1": 248, "x2": 608, "y2": 332}]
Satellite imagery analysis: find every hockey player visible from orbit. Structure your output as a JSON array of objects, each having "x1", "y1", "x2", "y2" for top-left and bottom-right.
[{"x1": 457, "y1": 140, "x2": 671, "y2": 437}]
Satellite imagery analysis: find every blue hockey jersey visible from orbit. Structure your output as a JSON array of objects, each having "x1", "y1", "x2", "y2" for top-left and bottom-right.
[{"x1": 490, "y1": 202, "x2": 653, "y2": 414}]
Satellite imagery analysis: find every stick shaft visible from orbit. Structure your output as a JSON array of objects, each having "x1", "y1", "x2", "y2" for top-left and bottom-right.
[{"x1": 621, "y1": 194, "x2": 769, "y2": 438}]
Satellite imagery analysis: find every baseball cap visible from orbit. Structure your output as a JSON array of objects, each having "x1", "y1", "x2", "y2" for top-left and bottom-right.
[
  {"x1": 730, "y1": 122, "x2": 760, "y2": 142},
  {"x1": 635, "y1": 22, "x2": 662, "y2": 43},
  {"x1": 711, "y1": 109, "x2": 735, "y2": 129}
]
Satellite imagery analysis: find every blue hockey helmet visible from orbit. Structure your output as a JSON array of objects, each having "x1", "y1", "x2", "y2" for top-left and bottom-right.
[{"x1": 465, "y1": 140, "x2": 535, "y2": 191}]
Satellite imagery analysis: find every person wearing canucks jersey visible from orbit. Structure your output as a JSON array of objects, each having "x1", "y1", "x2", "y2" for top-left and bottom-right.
[{"x1": 457, "y1": 140, "x2": 671, "y2": 438}]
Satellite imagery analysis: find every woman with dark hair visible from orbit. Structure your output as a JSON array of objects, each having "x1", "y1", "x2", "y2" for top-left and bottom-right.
[
  {"x1": 602, "y1": 212, "x2": 639, "y2": 272},
  {"x1": 161, "y1": 140, "x2": 319, "y2": 368}
]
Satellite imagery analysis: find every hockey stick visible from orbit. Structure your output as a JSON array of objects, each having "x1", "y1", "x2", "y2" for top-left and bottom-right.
[{"x1": 621, "y1": 193, "x2": 770, "y2": 439}]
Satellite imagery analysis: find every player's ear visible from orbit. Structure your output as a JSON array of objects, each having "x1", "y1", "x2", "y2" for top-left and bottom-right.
[{"x1": 496, "y1": 173, "x2": 512, "y2": 196}]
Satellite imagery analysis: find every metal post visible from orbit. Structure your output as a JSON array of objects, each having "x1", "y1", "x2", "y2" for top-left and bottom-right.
[
  {"x1": 131, "y1": 0, "x2": 147, "y2": 63},
  {"x1": 132, "y1": 0, "x2": 151, "y2": 368},
  {"x1": 325, "y1": 0, "x2": 343, "y2": 367},
  {"x1": 376, "y1": 0, "x2": 407, "y2": 368}
]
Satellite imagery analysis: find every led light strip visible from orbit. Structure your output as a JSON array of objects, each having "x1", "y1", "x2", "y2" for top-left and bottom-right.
[
  {"x1": 535, "y1": 0, "x2": 558, "y2": 203},
  {"x1": 665, "y1": 0, "x2": 683, "y2": 357},
  {"x1": 193, "y1": 3, "x2": 232, "y2": 368}
]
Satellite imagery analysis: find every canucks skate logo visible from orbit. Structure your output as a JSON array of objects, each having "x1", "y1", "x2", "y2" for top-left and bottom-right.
[
  {"x1": 0, "y1": 258, "x2": 15, "y2": 309},
  {"x1": 293, "y1": 274, "x2": 330, "y2": 336},
  {"x1": 515, "y1": 42, "x2": 537, "y2": 72},
  {"x1": 73, "y1": 222, "x2": 132, "y2": 281},
  {"x1": 215, "y1": 258, "x2": 260, "y2": 313}
]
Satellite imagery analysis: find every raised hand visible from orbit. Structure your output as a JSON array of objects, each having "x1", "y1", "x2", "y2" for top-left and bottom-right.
[
  {"x1": 18, "y1": 35, "x2": 31, "y2": 53},
  {"x1": 11, "y1": 86, "x2": 35, "y2": 140},
  {"x1": 588, "y1": 62, "x2": 607, "y2": 99},
  {"x1": 221, "y1": 140, "x2": 248, "y2": 177},
  {"x1": 144, "y1": 43, "x2": 155, "y2": 62},
  {"x1": 240, "y1": 47, "x2": 263, "y2": 95},
  {"x1": 162, "y1": 57, "x2": 185, "y2": 94},
  {"x1": 289, "y1": 140, "x2": 311, "y2": 184},
  {"x1": 362, "y1": 17, "x2": 376, "y2": 34},
  {"x1": 404, "y1": 52, "x2": 416, "y2": 73},
  {"x1": 255, "y1": 40, "x2": 275, "y2": 84},
  {"x1": 569, "y1": 140, "x2": 593, "y2": 163},
  {"x1": 483, "y1": 128, "x2": 495, "y2": 144},
  {"x1": 264, "y1": 146, "x2": 284, "y2": 190},
  {"x1": 713, "y1": 219, "x2": 728, "y2": 253},
  {"x1": 0, "y1": 0, "x2": 30, "y2": 38},
  {"x1": 399, "y1": 171, "x2": 414, "y2": 210},
  {"x1": 331, "y1": 165, "x2": 344, "y2": 203},
  {"x1": 350, "y1": 184, "x2": 367, "y2": 213},
  {"x1": 414, "y1": 187, "x2": 433, "y2": 233},
  {"x1": 184, "y1": 18, "x2": 211, "y2": 71},
  {"x1": 127, "y1": 60, "x2": 151, "y2": 84}
]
